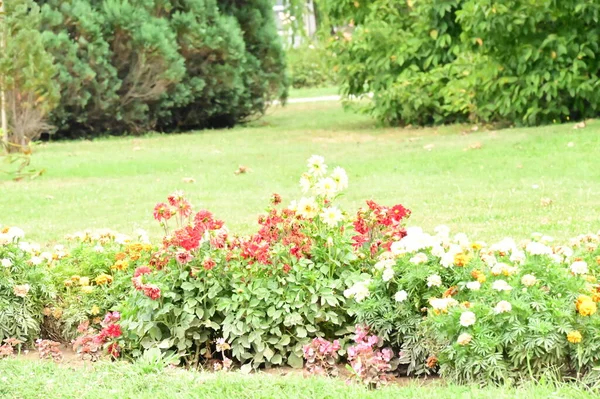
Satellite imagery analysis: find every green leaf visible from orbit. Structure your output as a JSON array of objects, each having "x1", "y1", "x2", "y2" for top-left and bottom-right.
[{"x1": 287, "y1": 352, "x2": 303, "y2": 369}]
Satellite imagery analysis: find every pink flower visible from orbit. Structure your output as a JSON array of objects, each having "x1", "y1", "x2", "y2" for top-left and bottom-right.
[
  {"x1": 203, "y1": 257, "x2": 216, "y2": 271},
  {"x1": 133, "y1": 266, "x2": 152, "y2": 278},
  {"x1": 153, "y1": 203, "x2": 173, "y2": 222},
  {"x1": 176, "y1": 251, "x2": 194, "y2": 265},
  {"x1": 105, "y1": 324, "x2": 122, "y2": 338},
  {"x1": 143, "y1": 284, "x2": 161, "y2": 300}
]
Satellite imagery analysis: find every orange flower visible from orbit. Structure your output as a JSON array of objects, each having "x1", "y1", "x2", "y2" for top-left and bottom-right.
[
  {"x1": 471, "y1": 269, "x2": 486, "y2": 283},
  {"x1": 454, "y1": 253, "x2": 471, "y2": 267},
  {"x1": 443, "y1": 286, "x2": 459, "y2": 298},
  {"x1": 94, "y1": 274, "x2": 113, "y2": 285},
  {"x1": 111, "y1": 260, "x2": 129, "y2": 271},
  {"x1": 596, "y1": 256, "x2": 600, "y2": 266},
  {"x1": 567, "y1": 331, "x2": 582, "y2": 344},
  {"x1": 426, "y1": 355, "x2": 438, "y2": 369},
  {"x1": 576, "y1": 295, "x2": 597, "y2": 316},
  {"x1": 114, "y1": 252, "x2": 126, "y2": 261}
]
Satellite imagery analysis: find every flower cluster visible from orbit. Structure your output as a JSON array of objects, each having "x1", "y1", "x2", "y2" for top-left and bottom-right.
[
  {"x1": 302, "y1": 337, "x2": 341, "y2": 376},
  {"x1": 73, "y1": 312, "x2": 122, "y2": 360},
  {"x1": 347, "y1": 325, "x2": 394, "y2": 387},
  {"x1": 352, "y1": 200, "x2": 411, "y2": 256}
]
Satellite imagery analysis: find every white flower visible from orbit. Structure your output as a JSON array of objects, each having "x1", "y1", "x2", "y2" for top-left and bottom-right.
[
  {"x1": 297, "y1": 197, "x2": 319, "y2": 219},
  {"x1": 492, "y1": 280, "x2": 513, "y2": 292},
  {"x1": 460, "y1": 311, "x2": 477, "y2": 327},
  {"x1": 374, "y1": 258, "x2": 395, "y2": 271},
  {"x1": 481, "y1": 253, "x2": 497, "y2": 267},
  {"x1": 390, "y1": 241, "x2": 407, "y2": 257},
  {"x1": 1, "y1": 258, "x2": 12, "y2": 268},
  {"x1": 466, "y1": 281, "x2": 481, "y2": 291},
  {"x1": 457, "y1": 333, "x2": 472, "y2": 346},
  {"x1": 521, "y1": 274, "x2": 537, "y2": 287},
  {"x1": 409, "y1": 253, "x2": 428, "y2": 265},
  {"x1": 7, "y1": 227, "x2": 25, "y2": 241},
  {"x1": 93, "y1": 244, "x2": 105, "y2": 253},
  {"x1": 494, "y1": 300, "x2": 512, "y2": 314},
  {"x1": 320, "y1": 207, "x2": 343, "y2": 227},
  {"x1": 307, "y1": 155, "x2": 327, "y2": 176},
  {"x1": 509, "y1": 250, "x2": 526, "y2": 265},
  {"x1": 344, "y1": 280, "x2": 371, "y2": 302},
  {"x1": 434, "y1": 225, "x2": 450, "y2": 237},
  {"x1": 454, "y1": 233, "x2": 470, "y2": 247},
  {"x1": 299, "y1": 173, "x2": 312, "y2": 193},
  {"x1": 315, "y1": 177, "x2": 338, "y2": 198},
  {"x1": 331, "y1": 167, "x2": 348, "y2": 191},
  {"x1": 540, "y1": 235, "x2": 554, "y2": 244},
  {"x1": 396, "y1": 228, "x2": 436, "y2": 253},
  {"x1": 288, "y1": 200, "x2": 298, "y2": 212},
  {"x1": 29, "y1": 256, "x2": 43, "y2": 266},
  {"x1": 431, "y1": 245, "x2": 445, "y2": 258},
  {"x1": 382, "y1": 267, "x2": 395, "y2": 282},
  {"x1": 114, "y1": 234, "x2": 131, "y2": 245},
  {"x1": 395, "y1": 290, "x2": 408, "y2": 302},
  {"x1": 526, "y1": 241, "x2": 552, "y2": 256},
  {"x1": 136, "y1": 229, "x2": 151, "y2": 244},
  {"x1": 555, "y1": 246, "x2": 573, "y2": 258},
  {"x1": 570, "y1": 261, "x2": 588, "y2": 275},
  {"x1": 440, "y1": 251, "x2": 456, "y2": 268},
  {"x1": 490, "y1": 238, "x2": 517, "y2": 254},
  {"x1": 430, "y1": 298, "x2": 450, "y2": 311},
  {"x1": 427, "y1": 274, "x2": 442, "y2": 287}
]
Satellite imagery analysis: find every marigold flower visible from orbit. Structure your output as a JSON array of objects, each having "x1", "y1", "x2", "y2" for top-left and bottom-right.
[
  {"x1": 13, "y1": 284, "x2": 30, "y2": 298},
  {"x1": 52, "y1": 308, "x2": 63, "y2": 319},
  {"x1": 466, "y1": 281, "x2": 481, "y2": 291},
  {"x1": 114, "y1": 252, "x2": 127, "y2": 261},
  {"x1": 427, "y1": 274, "x2": 442, "y2": 288},
  {"x1": 576, "y1": 295, "x2": 597, "y2": 316},
  {"x1": 567, "y1": 331, "x2": 582, "y2": 344},
  {"x1": 394, "y1": 290, "x2": 408, "y2": 302},
  {"x1": 494, "y1": 300, "x2": 512, "y2": 314},
  {"x1": 79, "y1": 277, "x2": 90, "y2": 286},
  {"x1": 453, "y1": 253, "x2": 471, "y2": 267},
  {"x1": 521, "y1": 274, "x2": 537, "y2": 287},
  {"x1": 570, "y1": 261, "x2": 589, "y2": 275},
  {"x1": 459, "y1": 311, "x2": 476, "y2": 327},
  {"x1": 91, "y1": 305, "x2": 101, "y2": 315},
  {"x1": 94, "y1": 274, "x2": 113, "y2": 285},
  {"x1": 592, "y1": 293, "x2": 600, "y2": 303},
  {"x1": 111, "y1": 260, "x2": 129, "y2": 271},
  {"x1": 457, "y1": 333, "x2": 472, "y2": 346},
  {"x1": 81, "y1": 286, "x2": 94, "y2": 294},
  {"x1": 596, "y1": 256, "x2": 600, "y2": 266}
]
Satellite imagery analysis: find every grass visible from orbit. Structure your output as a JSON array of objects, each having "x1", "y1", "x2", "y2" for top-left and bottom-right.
[
  {"x1": 1, "y1": 101, "x2": 599, "y2": 243},
  {"x1": 288, "y1": 86, "x2": 339, "y2": 99},
  {"x1": 0, "y1": 359, "x2": 597, "y2": 399}
]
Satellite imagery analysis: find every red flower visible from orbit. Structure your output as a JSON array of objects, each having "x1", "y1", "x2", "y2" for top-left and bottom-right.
[
  {"x1": 173, "y1": 226, "x2": 201, "y2": 251},
  {"x1": 271, "y1": 193, "x2": 282, "y2": 205},
  {"x1": 203, "y1": 257, "x2": 216, "y2": 271},
  {"x1": 282, "y1": 264, "x2": 291, "y2": 273},
  {"x1": 390, "y1": 204, "x2": 410, "y2": 222},
  {"x1": 105, "y1": 324, "x2": 122, "y2": 338},
  {"x1": 153, "y1": 203, "x2": 173, "y2": 222},
  {"x1": 134, "y1": 266, "x2": 152, "y2": 278},
  {"x1": 143, "y1": 284, "x2": 161, "y2": 300},
  {"x1": 107, "y1": 342, "x2": 121, "y2": 358}
]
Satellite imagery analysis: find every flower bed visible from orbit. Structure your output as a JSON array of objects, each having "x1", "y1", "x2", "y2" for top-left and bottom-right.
[{"x1": 2, "y1": 156, "x2": 600, "y2": 386}]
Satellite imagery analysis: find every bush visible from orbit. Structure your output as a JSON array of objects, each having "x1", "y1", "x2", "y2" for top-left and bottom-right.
[
  {"x1": 287, "y1": 42, "x2": 336, "y2": 89},
  {"x1": 37, "y1": 0, "x2": 287, "y2": 138},
  {"x1": 0, "y1": 227, "x2": 57, "y2": 344},
  {"x1": 322, "y1": 0, "x2": 600, "y2": 126},
  {"x1": 345, "y1": 227, "x2": 600, "y2": 384}
]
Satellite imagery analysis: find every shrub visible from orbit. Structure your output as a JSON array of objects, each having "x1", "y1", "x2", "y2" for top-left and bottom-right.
[
  {"x1": 287, "y1": 42, "x2": 336, "y2": 89},
  {"x1": 38, "y1": 0, "x2": 288, "y2": 138},
  {"x1": 303, "y1": 337, "x2": 341, "y2": 376},
  {"x1": 346, "y1": 325, "x2": 394, "y2": 387},
  {"x1": 345, "y1": 227, "x2": 600, "y2": 384},
  {"x1": 321, "y1": 0, "x2": 600, "y2": 126},
  {"x1": 0, "y1": 227, "x2": 57, "y2": 344}
]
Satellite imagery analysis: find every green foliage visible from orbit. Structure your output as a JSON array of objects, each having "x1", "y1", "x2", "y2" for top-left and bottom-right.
[
  {"x1": 0, "y1": 0, "x2": 59, "y2": 145},
  {"x1": 36, "y1": 0, "x2": 287, "y2": 138},
  {"x1": 286, "y1": 41, "x2": 336, "y2": 89},
  {"x1": 322, "y1": 0, "x2": 600, "y2": 126},
  {"x1": 0, "y1": 230, "x2": 55, "y2": 344}
]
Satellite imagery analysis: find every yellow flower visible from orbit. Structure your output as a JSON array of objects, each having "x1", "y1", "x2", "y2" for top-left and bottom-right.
[
  {"x1": 64, "y1": 279, "x2": 73, "y2": 287},
  {"x1": 90, "y1": 305, "x2": 100, "y2": 315},
  {"x1": 94, "y1": 274, "x2": 113, "y2": 285},
  {"x1": 471, "y1": 269, "x2": 486, "y2": 283},
  {"x1": 111, "y1": 260, "x2": 129, "y2": 271},
  {"x1": 471, "y1": 242, "x2": 482, "y2": 251},
  {"x1": 453, "y1": 253, "x2": 472, "y2": 267},
  {"x1": 567, "y1": 331, "x2": 582, "y2": 344},
  {"x1": 576, "y1": 295, "x2": 597, "y2": 316},
  {"x1": 79, "y1": 277, "x2": 90, "y2": 286},
  {"x1": 52, "y1": 308, "x2": 63, "y2": 319},
  {"x1": 585, "y1": 275, "x2": 597, "y2": 283},
  {"x1": 71, "y1": 275, "x2": 81, "y2": 282},
  {"x1": 81, "y1": 286, "x2": 94, "y2": 294}
]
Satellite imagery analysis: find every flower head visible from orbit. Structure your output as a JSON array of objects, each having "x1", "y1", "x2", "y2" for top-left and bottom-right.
[
  {"x1": 492, "y1": 280, "x2": 512, "y2": 292},
  {"x1": 410, "y1": 253, "x2": 428, "y2": 265},
  {"x1": 567, "y1": 331, "x2": 582, "y2": 344},
  {"x1": 521, "y1": 274, "x2": 537, "y2": 287},
  {"x1": 570, "y1": 261, "x2": 588, "y2": 275},
  {"x1": 320, "y1": 207, "x2": 343, "y2": 227},
  {"x1": 466, "y1": 281, "x2": 481, "y2": 291},
  {"x1": 394, "y1": 290, "x2": 408, "y2": 302},
  {"x1": 1, "y1": 258, "x2": 11, "y2": 268},
  {"x1": 457, "y1": 333, "x2": 472, "y2": 346},
  {"x1": 427, "y1": 275, "x2": 442, "y2": 288},
  {"x1": 459, "y1": 311, "x2": 476, "y2": 327},
  {"x1": 494, "y1": 300, "x2": 512, "y2": 314},
  {"x1": 315, "y1": 177, "x2": 338, "y2": 198},
  {"x1": 307, "y1": 155, "x2": 327, "y2": 176},
  {"x1": 297, "y1": 197, "x2": 319, "y2": 219},
  {"x1": 331, "y1": 167, "x2": 348, "y2": 191},
  {"x1": 13, "y1": 284, "x2": 30, "y2": 298}
]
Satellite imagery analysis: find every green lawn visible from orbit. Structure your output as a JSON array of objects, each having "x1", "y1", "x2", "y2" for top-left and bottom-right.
[
  {"x1": 288, "y1": 86, "x2": 339, "y2": 99},
  {"x1": 0, "y1": 359, "x2": 596, "y2": 399},
  {"x1": 1, "y1": 101, "x2": 599, "y2": 243}
]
